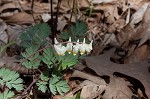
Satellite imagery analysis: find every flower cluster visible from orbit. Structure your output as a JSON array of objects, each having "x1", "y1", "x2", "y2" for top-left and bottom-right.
[{"x1": 54, "y1": 37, "x2": 93, "y2": 56}]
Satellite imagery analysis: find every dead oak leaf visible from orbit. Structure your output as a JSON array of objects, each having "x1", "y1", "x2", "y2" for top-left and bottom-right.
[{"x1": 84, "y1": 48, "x2": 150, "y2": 98}]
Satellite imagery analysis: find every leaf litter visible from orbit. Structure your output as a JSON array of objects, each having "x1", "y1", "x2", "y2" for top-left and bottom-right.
[{"x1": 0, "y1": 0, "x2": 150, "y2": 99}]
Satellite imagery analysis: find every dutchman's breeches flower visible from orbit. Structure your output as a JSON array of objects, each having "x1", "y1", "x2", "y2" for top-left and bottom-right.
[
  {"x1": 54, "y1": 38, "x2": 67, "y2": 56},
  {"x1": 54, "y1": 37, "x2": 93, "y2": 56},
  {"x1": 78, "y1": 38, "x2": 93, "y2": 55},
  {"x1": 54, "y1": 44, "x2": 67, "y2": 56},
  {"x1": 66, "y1": 37, "x2": 73, "y2": 54},
  {"x1": 73, "y1": 39, "x2": 80, "y2": 55},
  {"x1": 85, "y1": 40, "x2": 93, "y2": 54}
]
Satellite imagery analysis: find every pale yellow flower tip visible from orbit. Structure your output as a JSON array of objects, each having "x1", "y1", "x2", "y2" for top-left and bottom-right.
[
  {"x1": 67, "y1": 50, "x2": 72, "y2": 54},
  {"x1": 80, "y1": 51, "x2": 85, "y2": 55},
  {"x1": 73, "y1": 52, "x2": 77, "y2": 56}
]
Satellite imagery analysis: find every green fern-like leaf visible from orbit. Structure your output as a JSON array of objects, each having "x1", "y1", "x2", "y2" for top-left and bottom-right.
[
  {"x1": 60, "y1": 54, "x2": 79, "y2": 70},
  {"x1": 61, "y1": 21, "x2": 88, "y2": 41},
  {"x1": 0, "y1": 90, "x2": 14, "y2": 99},
  {"x1": 42, "y1": 48, "x2": 57, "y2": 68},
  {"x1": 71, "y1": 21, "x2": 88, "y2": 37},
  {"x1": 36, "y1": 72, "x2": 49, "y2": 93},
  {"x1": 21, "y1": 46, "x2": 41, "y2": 69},
  {"x1": 0, "y1": 68, "x2": 23, "y2": 90},
  {"x1": 20, "y1": 23, "x2": 51, "y2": 48},
  {"x1": 60, "y1": 31, "x2": 70, "y2": 40},
  {"x1": 49, "y1": 75, "x2": 69, "y2": 95}
]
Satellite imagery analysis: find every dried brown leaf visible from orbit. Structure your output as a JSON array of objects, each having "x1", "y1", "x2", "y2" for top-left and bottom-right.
[
  {"x1": 84, "y1": 48, "x2": 150, "y2": 98},
  {"x1": 1, "y1": 12, "x2": 34, "y2": 24},
  {"x1": 130, "y1": 3, "x2": 149, "y2": 28},
  {"x1": 0, "y1": 21, "x2": 8, "y2": 44},
  {"x1": 80, "y1": 80, "x2": 106, "y2": 99},
  {"x1": 124, "y1": 44, "x2": 150, "y2": 63},
  {"x1": 0, "y1": 56, "x2": 32, "y2": 74},
  {"x1": 103, "y1": 77, "x2": 133, "y2": 99}
]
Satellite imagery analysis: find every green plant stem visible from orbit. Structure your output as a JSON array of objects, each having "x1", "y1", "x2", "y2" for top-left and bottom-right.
[
  {"x1": 31, "y1": 0, "x2": 36, "y2": 23},
  {"x1": 50, "y1": 0, "x2": 55, "y2": 44},
  {"x1": 69, "y1": 0, "x2": 76, "y2": 24},
  {"x1": 56, "y1": 0, "x2": 62, "y2": 27}
]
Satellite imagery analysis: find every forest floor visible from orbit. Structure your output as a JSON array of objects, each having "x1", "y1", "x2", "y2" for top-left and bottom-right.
[{"x1": 0, "y1": 0, "x2": 150, "y2": 99}]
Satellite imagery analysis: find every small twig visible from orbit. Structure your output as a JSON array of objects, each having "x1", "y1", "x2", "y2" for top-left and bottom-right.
[{"x1": 18, "y1": 75, "x2": 39, "y2": 99}]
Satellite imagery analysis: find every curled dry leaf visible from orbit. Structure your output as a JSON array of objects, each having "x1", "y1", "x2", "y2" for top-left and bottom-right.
[
  {"x1": 130, "y1": 3, "x2": 149, "y2": 28},
  {"x1": 0, "y1": 2, "x2": 20, "y2": 13},
  {"x1": 7, "y1": 25, "x2": 27, "y2": 42}
]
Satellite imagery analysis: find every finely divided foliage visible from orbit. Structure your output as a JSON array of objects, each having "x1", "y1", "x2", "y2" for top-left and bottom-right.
[
  {"x1": 61, "y1": 21, "x2": 88, "y2": 41},
  {"x1": 21, "y1": 46, "x2": 41, "y2": 69},
  {"x1": 49, "y1": 75, "x2": 69, "y2": 95},
  {"x1": 20, "y1": 23, "x2": 51, "y2": 48},
  {"x1": 0, "y1": 90, "x2": 14, "y2": 99},
  {"x1": 36, "y1": 72, "x2": 49, "y2": 93},
  {"x1": 42, "y1": 48, "x2": 57, "y2": 68},
  {"x1": 0, "y1": 68, "x2": 23, "y2": 90}
]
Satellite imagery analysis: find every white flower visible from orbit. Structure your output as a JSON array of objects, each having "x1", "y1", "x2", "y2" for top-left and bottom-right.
[
  {"x1": 73, "y1": 39, "x2": 80, "y2": 55},
  {"x1": 54, "y1": 38, "x2": 67, "y2": 56},
  {"x1": 79, "y1": 38, "x2": 86, "y2": 55},
  {"x1": 66, "y1": 37, "x2": 73, "y2": 54},
  {"x1": 85, "y1": 40, "x2": 93, "y2": 54},
  {"x1": 78, "y1": 38, "x2": 93, "y2": 55},
  {"x1": 54, "y1": 38, "x2": 60, "y2": 45}
]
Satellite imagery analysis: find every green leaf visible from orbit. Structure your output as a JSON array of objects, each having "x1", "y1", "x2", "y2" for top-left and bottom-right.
[
  {"x1": 49, "y1": 75, "x2": 69, "y2": 95},
  {"x1": 42, "y1": 48, "x2": 57, "y2": 68},
  {"x1": 36, "y1": 72, "x2": 49, "y2": 93},
  {"x1": 71, "y1": 21, "x2": 88, "y2": 37},
  {"x1": 75, "y1": 92, "x2": 80, "y2": 99},
  {"x1": 20, "y1": 23, "x2": 51, "y2": 48},
  {"x1": 61, "y1": 31, "x2": 70, "y2": 40},
  {"x1": 0, "y1": 68, "x2": 23, "y2": 90},
  {"x1": 0, "y1": 90, "x2": 14, "y2": 99},
  {"x1": 60, "y1": 54, "x2": 79, "y2": 70},
  {"x1": 61, "y1": 21, "x2": 88, "y2": 41},
  {"x1": 21, "y1": 46, "x2": 41, "y2": 69}
]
